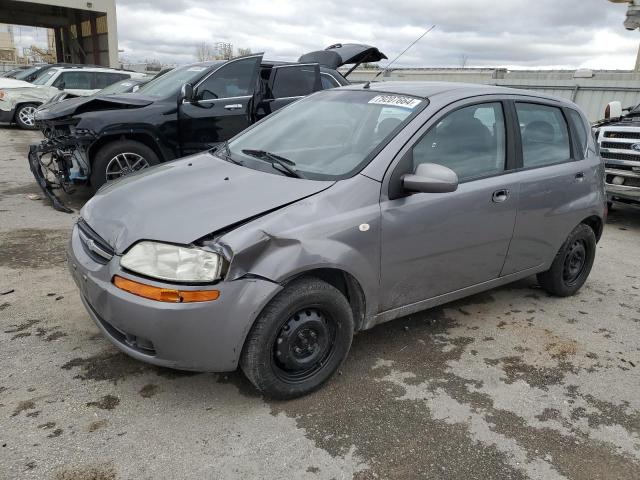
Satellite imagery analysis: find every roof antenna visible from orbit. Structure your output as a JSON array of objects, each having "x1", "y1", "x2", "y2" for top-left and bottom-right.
[{"x1": 372, "y1": 25, "x2": 436, "y2": 81}]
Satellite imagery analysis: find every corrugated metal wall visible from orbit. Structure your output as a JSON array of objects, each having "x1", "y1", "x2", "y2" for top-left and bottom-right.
[{"x1": 345, "y1": 68, "x2": 640, "y2": 122}]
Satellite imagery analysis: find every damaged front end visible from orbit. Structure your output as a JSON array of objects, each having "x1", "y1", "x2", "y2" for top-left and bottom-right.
[{"x1": 29, "y1": 121, "x2": 96, "y2": 213}]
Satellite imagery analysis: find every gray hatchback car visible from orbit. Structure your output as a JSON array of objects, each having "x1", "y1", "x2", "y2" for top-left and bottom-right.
[{"x1": 67, "y1": 81, "x2": 605, "y2": 398}]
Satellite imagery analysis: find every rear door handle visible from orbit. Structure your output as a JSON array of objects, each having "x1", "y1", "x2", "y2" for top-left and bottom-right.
[
  {"x1": 575, "y1": 172, "x2": 585, "y2": 182},
  {"x1": 492, "y1": 189, "x2": 510, "y2": 203},
  {"x1": 224, "y1": 104, "x2": 243, "y2": 110}
]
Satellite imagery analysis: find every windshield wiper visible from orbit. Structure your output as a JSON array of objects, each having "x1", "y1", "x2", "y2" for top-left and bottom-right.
[
  {"x1": 214, "y1": 140, "x2": 243, "y2": 165},
  {"x1": 241, "y1": 149, "x2": 303, "y2": 178}
]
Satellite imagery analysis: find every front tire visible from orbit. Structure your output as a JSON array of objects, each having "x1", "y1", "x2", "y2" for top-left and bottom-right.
[
  {"x1": 90, "y1": 140, "x2": 160, "y2": 192},
  {"x1": 537, "y1": 223, "x2": 596, "y2": 297},
  {"x1": 15, "y1": 103, "x2": 38, "y2": 130},
  {"x1": 240, "y1": 277, "x2": 354, "y2": 399}
]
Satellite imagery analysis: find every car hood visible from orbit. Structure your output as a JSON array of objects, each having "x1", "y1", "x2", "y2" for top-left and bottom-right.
[
  {"x1": 0, "y1": 78, "x2": 36, "y2": 89},
  {"x1": 298, "y1": 43, "x2": 387, "y2": 70},
  {"x1": 81, "y1": 152, "x2": 334, "y2": 253},
  {"x1": 35, "y1": 93, "x2": 155, "y2": 121}
]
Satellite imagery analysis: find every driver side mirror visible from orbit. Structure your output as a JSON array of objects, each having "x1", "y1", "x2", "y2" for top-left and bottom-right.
[
  {"x1": 402, "y1": 163, "x2": 458, "y2": 194},
  {"x1": 57, "y1": 82, "x2": 65, "y2": 91},
  {"x1": 180, "y1": 83, "x2": 195, "y2": 103}
]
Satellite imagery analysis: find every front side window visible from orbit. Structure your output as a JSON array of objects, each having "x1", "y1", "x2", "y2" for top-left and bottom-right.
[
  {"x1": 412, "y1": 102, "x2": 506, "y2": 181},
  {"x1": 270, "y1": 66, "x2": 318, "y2": 98},
  {"x1": 228, "y1": 90, "x2": 425, "y2": 180},
  {"x1": 53, "y1": 72, "x2": 94, "y2": 90},
  {"x1": 196, "y1": 57, "x2": 260, "y2": 100},
  {"x1": 516, "y1": 103, "x2": 571, "y2": 167}
]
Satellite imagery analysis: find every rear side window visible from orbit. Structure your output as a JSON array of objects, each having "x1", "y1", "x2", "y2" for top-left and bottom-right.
[
  {"x1": 567, "y1": 108, "x2": 588, "y2": 155},
  {"x1": 412, "y1": 102, "x2": 506, "y2": 181},
  {"x1": 270, "y1": 66, "x2": 317, "y2": 98},
  {"x1": 95, "y1": 72, "x2": 129, "y2": 89},
  {"x1": 516, "y1": 103, "x2": 571, "y2": 167}
]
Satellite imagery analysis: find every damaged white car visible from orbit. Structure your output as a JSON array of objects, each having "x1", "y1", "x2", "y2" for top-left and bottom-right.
[{"x1": 0, "y1": 66, "x2": 146, "y2": 129}]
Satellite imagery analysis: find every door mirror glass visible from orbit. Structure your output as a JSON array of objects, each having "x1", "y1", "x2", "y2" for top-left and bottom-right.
[
  {"x1": 402, "y1": 163, "x2": 458, "y2": 194},
  {"x1": 181, "y1": 83, "x2": 194, "y2": 102}
]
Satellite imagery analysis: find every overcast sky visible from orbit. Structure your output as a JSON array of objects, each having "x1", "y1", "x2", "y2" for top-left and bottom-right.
[{"x1": 11, "y1": 0, "x2": 640, "y2": 69}]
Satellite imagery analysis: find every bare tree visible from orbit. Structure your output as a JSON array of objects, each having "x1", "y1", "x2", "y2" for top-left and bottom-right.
[
  {"x1": 459, "y1": 54, "x2": 469, "y2": 69},
  {"x1": 236, "y1": 47, "x2": 252, "y2": 57},
  {"x1": 195, "y1": 42, "x2": 214, "y2": 62}
]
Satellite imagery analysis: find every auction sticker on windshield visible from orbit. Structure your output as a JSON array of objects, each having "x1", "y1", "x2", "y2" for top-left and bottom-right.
[{"x1": 368, "y1": 95, "x2": 422, "y2": 109}]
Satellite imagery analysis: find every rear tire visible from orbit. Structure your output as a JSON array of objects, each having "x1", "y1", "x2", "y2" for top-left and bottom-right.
[
  {"x1": 90, "y1": 140, "x2": 160, "y2": 192},
  {"x1": 537, "y1": 223, "x2": 596, "y2": 297},
  {"x1": 14, "y1": 103, "x2": 38, "y2": 130},
  {"x1": 240, "y1": 277, "x2": 354, "y2": 399}
]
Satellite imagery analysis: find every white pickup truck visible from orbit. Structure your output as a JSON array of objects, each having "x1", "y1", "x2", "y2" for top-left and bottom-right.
[{"x1": 594, "y1": 101, "x2": 640, "y2": 207}]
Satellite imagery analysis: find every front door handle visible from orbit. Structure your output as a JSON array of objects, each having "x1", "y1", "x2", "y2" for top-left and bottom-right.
[
  {"x1": 575, "y1": 172, "x2": 585, "y2": 182},
  {"x1": 224, "y1": 104, "x2": 243, "y2": 110},
  {"x1": 492, "y1": 189, "x2": 510, "y2": 203}
]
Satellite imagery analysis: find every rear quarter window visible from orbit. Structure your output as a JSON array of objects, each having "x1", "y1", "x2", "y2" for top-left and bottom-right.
[{"x1": 567, "y1": 108, "x2": 589, "y2": 156}]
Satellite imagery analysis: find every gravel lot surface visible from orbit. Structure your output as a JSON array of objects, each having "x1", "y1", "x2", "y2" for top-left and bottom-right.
[{"x1": 1, "y1": 126, "x2": 639, "y2": 480}]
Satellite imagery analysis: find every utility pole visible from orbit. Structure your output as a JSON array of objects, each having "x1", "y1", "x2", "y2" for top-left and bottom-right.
[{"x1": 609, "y1": 1, "x2": 640, "y2": 71}]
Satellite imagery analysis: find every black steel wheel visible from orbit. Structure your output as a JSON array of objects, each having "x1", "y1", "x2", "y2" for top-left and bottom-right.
[
  {"x1": 241, "y1": 277, "x2": 354, "y2": 399},
  {"x1": 537, "y1": 223, "x2": 596, "y2": 297}
]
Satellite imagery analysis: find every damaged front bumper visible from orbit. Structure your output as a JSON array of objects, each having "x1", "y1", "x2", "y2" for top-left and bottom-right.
[{"x1": 28, "y1": 129, "x2": 95, "y2": 213}]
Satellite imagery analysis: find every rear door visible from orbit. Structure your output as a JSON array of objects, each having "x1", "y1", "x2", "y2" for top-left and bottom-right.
[
  {"x1": 255, "y1": 64, "x2": 321, "y2": 120},
  {"x1": 179, "y1": 54, "x2": 262, "y2": 154},
  {"x1": 500, "y1": 100, "x2": 595, "y2": 275},
  {"x1": 379, "y1": 98, "x2": 519, "y2": 311}
]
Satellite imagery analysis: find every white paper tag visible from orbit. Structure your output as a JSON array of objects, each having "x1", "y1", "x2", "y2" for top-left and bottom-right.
[
  {"x1": 368, "y1": 95, "x2": 422, "y2": 109},
  {"x1": 187, "y1": 67, "x2": 207, "y2": 72}
]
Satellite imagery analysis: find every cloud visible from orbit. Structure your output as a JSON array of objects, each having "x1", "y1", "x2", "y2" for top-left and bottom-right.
[{"x1": 12, "y1": 1, "x2": 640, "y2": 69}]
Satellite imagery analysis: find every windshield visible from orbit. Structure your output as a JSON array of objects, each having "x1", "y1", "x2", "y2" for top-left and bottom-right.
[
  {"x1": 137, "y1": 63, "x2": 221, "y2": 98},
  {"x1": 13, "y1": 66, "x2": 41, "y2": 80},
  {"x1": 32, "y1": 69, "x2": 58, "y2": 85},
  {"x1": 228, "y1": 90, "x2": 425, "y2": 180}
]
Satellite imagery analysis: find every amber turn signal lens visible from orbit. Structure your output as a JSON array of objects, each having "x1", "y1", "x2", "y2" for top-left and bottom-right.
[{"x1": 113, "y1": 275, "x2": 220, "y2": 303}]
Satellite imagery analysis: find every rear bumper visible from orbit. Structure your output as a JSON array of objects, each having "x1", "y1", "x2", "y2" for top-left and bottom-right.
[{"x1": 67, "y1": 224, "x2": 282, "y2": 372}]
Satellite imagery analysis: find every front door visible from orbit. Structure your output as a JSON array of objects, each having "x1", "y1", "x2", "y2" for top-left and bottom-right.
[
  {"x1": 179, "y1": 55, "x2": 262, "y2": 154},
  {"x1": 379, "y1": 100, "x2": 519, "y2": 312}
]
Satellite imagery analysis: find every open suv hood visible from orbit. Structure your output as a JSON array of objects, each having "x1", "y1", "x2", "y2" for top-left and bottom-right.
[
  {"x1": 35, "y1": 93, "x2": 154, "y2": 121},
  {"x1": 81, "y1": 151, "x2": 334, "y2": 253},
  {"x1": 298, "y1": 43, "x2": 387, "y2": 70}
]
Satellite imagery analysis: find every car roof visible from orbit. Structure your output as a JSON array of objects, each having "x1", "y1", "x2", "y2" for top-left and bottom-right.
[{"x1": 339, "y1": 80, "x2": 571, "y2": 104}]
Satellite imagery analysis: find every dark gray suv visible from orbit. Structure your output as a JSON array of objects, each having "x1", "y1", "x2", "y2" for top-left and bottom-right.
[{"x1": 67, "y1": 81, "x2": 606, "y2": 398}]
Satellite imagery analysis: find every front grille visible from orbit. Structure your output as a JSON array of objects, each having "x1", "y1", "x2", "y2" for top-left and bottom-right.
[
  {"x1": 601, "y1": 151, "x2": 640, "y2": 162},
  {"x1": 604, "y1": 131, "x2": 640, "y2": 139},
  {"x1": 601, "y1": 141, "x2": 637, "y2": 150},
  {"x1": 77, "y1": 219, "x2": 114, "y2": 264}
]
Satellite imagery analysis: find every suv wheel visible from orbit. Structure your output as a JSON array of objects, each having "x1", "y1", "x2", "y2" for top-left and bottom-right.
[
  {"x1": 537, "y1": 223, "x2": 596, "y2": 297},
  {"x1": 240, "y1": 277, "x2": 354, "y2": 399},
  {"x1": 15, "y1": 103, "x2": 38, "y2": 130},
  {"x1": 91, "y1": 140, "x2": 160, "y2": 192}
]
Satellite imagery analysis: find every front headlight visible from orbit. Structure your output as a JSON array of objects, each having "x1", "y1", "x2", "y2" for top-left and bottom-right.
[{"x1": 120, "y1": 241, "x2": 222, "y2": 283}]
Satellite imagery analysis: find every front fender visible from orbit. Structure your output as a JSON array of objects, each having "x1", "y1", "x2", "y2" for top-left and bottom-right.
[{"x1": 217, "y1": 175, "x2": 383, "y2": 318}]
